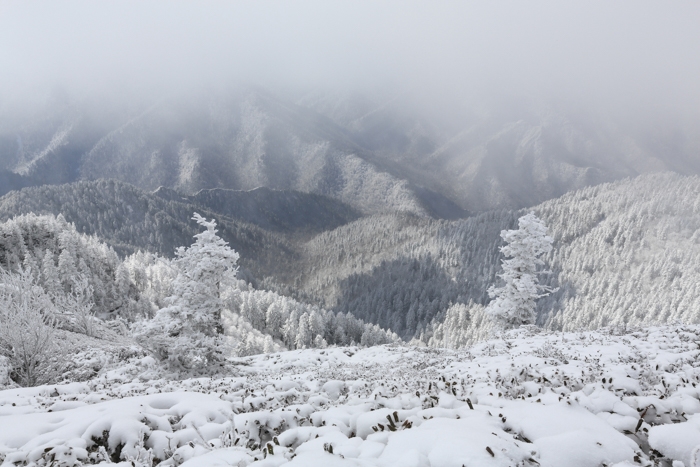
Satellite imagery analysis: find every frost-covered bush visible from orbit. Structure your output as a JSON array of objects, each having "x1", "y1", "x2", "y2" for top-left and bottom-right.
[
  {"x1": 0, "y1": 268, "x2": 66, "y2": 386},
  {"x1": 0, "y1": 355, "x2": 11, "y2": 387},
  {"x1": 54, "y1": 274, "x2": 98, "y2": 337},
  {"x1": 427, "y1": 302, "x2": 494, "y2": 349}
]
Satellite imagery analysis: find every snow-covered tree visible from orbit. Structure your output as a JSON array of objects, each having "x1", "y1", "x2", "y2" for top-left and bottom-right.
[
  {"x1": 137, "y1": 213, "x2": 240, "y2": 370},
  {"x1": 0, "y1": 268, "x2": 64, "y2": 387},
  {"x1": 41, "y1": 249, "x2": 62, "y2": 296},
  {"x1": 485, "y1": 212, "x2": 554, "y2": 330},
  {"x1": 56, "y1": 275, "x2": 96, "y2": 337},
  {"x1": 295, "y1": 312, "x2": 312, "y2": 349},
  {"x1": 264, "y1": 298, "x2": 286, "y2": 340},
  {"x1": 283, "y1": 309, "x2": 300, "y2": 348}
]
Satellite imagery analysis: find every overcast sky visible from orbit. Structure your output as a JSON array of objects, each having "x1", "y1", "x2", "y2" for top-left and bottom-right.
[{"x1": 1, "y1": 1, "x2": 699, "y2": 118}]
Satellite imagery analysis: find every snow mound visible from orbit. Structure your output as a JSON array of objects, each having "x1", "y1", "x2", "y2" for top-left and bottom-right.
[{"x1": 1, "y1": 325, "x2": 700, "y2": 466}]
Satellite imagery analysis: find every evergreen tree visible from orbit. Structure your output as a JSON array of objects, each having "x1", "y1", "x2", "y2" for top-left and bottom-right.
[
  {"x1": 295, "y1": 312, "x2": 312, "y2": 349},
  {"x1": 265, "y1": 298, "x2": 285, "y2": 339},
  {"x1": 283, "y1": 309, "x2": 300, "y2": 348},
  {"x1": 115, "y1": 264, "x2": 131, "y2": 297},
  {"x1": 485, "y1": 212, "x2": 554, "y2": 330},
  {"x1": 57, "y1": 249, "x2": 78, "y2": 291},
  {"x1": 263, "y1": 335, "x2": 275, "y2": 353},
  {"x1": 138, "y1": 213, "x2": 240, "y2": 370},
  {"x1": 41, "y1": 249, "x2": 62, "y2": 296}
]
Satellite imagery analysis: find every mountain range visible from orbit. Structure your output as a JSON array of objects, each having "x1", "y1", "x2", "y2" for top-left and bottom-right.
[
  {"x1": 2, "y1": 85, "x2": 700, "y2": 341},
  {"x1": 2, "y1": 86, "x2": 698, "y2": 215},
  {"x1": 1, "y1": 172, "x2": 698, "y2": 341}
]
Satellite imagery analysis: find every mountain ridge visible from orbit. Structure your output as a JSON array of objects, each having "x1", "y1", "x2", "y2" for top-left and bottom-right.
[
  {"x1": 153, "y1": 185, "x2": 362, "y2": 238},
  {"x1": 1, "y1": 173, "x2": 699, "y2": 341},
  {"x1": 4, "y1": 87, "x2": 698, "y2": 216}
]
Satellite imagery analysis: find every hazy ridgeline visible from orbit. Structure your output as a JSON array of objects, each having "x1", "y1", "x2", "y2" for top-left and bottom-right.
[
  {"x1": 2, "y1": 86, "x2": 699, "y2": 215},
  {"x1": 1, "y1": 173, "x2": 699, "y2": 349},
  {"x1": 3, "y1": 4, "x2": 700, "y2": 466},
  {"x1": 1, "y1": 1, "x2": 699, "y2": 376}
]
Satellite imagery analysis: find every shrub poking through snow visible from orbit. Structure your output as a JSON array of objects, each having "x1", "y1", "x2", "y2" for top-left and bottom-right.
[{"x1": 3, "y1": 325, "x2": 700, "y2": 465}]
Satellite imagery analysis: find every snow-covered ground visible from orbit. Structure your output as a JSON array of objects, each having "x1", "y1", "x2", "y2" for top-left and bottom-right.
[{"x1": 2, "y1": 325, "x2": 700, "y2": 467}]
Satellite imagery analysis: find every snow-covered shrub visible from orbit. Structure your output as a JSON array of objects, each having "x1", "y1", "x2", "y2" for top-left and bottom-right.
[
  {"x1": 0, "y1": 355, "x2": 11, "y2": 387},
  {"x1": 485, "y1": 212, "x2": 554, "y2": 330},
  {"x1": 135, "y1": 213, "x2": 239, "y2": 371},
  {"x1": 54, "y1": 274, "x2": 98, "y2": 337},
  {"x1": 5, "y1": 325, "x2": 700, "y2": 466},
  {"x1": 0, "y1": 267, "x2": 66, "y2": 386},
  {"x1": 427, "y1": 302, "x2": 494, "y2": 349}
]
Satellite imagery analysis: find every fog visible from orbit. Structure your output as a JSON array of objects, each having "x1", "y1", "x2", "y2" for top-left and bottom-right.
[{"x1": 1, "y1": 1, "x2": 698, "y2": 120}]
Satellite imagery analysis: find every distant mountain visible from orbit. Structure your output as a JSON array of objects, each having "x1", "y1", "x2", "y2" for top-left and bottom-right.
[
  {"x1": 153, "y1": 185, "x2": 361, "y2": 238},
  {"x1": 75, "y1": 89, "x2": 458, "y2": 217},
  {"x1": 0, "y1": 97, "x2": 121, "y2": 195},
  {"x1": 5, "y1": 87, "x2": 696, "y2": 216},
  {"x1": 1, "y1": 174, "x2": 699, "y2": 341},
  {"x1": 0, "y1": 179, "x2": 298, "y2": 281},
  {"x1": 20, "y1": 86, "x2": 700, "y2": 217},
  {"x1": 301, "y1": 92, "x2": 700, "y2": 212},
  {"x1": 0, "y1": 169, "x2": 31, "y2": 195},
  {"x1": 284, "y1": 173, "x2": 700, "y2": 339}
]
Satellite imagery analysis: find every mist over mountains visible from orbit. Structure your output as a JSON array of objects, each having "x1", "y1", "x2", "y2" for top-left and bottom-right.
[
  {"x1": 2, "y1": 77, "x2": 699, "y2": 341},
  {"x1": 318, "y1": 92, "x2": 700, "y2": 211},
  {"x1": 2, "y1": 87, "x2": 698, "y2": 217},
  {"x1": 3, "y1": 4, "x2": 700, "y2": 465}
]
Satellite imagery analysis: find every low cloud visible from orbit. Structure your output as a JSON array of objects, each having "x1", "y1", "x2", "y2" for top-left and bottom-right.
[{"x1": 1, "y1": 1, "x2": 698, "y2": 123}]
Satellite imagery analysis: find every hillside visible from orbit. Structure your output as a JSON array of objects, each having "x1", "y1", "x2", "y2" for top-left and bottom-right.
[
  {"x1": 2, "y1": 174, "x2": 700, "y2": 342},
  {"x1": 0, "y1": 179, "x2": 298, "y2": 281},
  {"x1": 2, "y1": 325, "x2": 698, "y2": 466},
  {"x1": 285, "y1": 173, "x2": 700, "y2": 341},
  {"x1": 536, "y1": 172, "x2": 700, "y2": 330},
  {"x1": 154, "y1": 185, "x2": 361, "y2": 238},
  {"x1": 0, "y1": 213, "x2": 144, "y2": 319}
]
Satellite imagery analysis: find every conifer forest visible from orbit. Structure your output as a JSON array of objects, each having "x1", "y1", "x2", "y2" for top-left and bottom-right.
[{"x1": 1, "y1": 3, "x2": 700, "y2": 466}]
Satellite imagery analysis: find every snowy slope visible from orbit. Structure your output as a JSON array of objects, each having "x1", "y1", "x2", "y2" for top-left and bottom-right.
[
  {"x1": 2, "y1": 325, "x2": 700, "y2": 466},
  {"x1": 301, "y1": 91, "x2": 700, "y2": 213}
]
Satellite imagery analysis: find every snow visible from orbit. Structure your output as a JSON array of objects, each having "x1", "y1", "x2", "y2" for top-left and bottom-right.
[
  {"x1": 649, "y1": 414, "x2": 700, "y2": 466},
  {"x1": 2, "y1": 324, "x2": 700, "y2": 466}
]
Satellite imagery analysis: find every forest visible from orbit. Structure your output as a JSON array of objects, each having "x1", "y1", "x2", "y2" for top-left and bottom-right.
[
  {"x1": 2, "y1": 2, "x2": 700, "y2": 464},
  {"x1": 2, "y1": 173, "x2": 700, "y2": 466},
  {"x1": 1, "y1": 172, "x2": 699, "y2": 387}
]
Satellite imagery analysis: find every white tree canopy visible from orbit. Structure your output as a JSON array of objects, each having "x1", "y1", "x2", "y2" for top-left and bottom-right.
[
  {"x1": 0, "y1": 268, "x2": 64, "y2": 387},
  {"x1": 138, "y1": 213, "x2": 240, "y2": 370},
  {"x1": 168, "y1": 213, "x2": 240, "y2": 334},
  {"x1": 486, "y1": 212, "x2": 554, "y2": 330}
]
